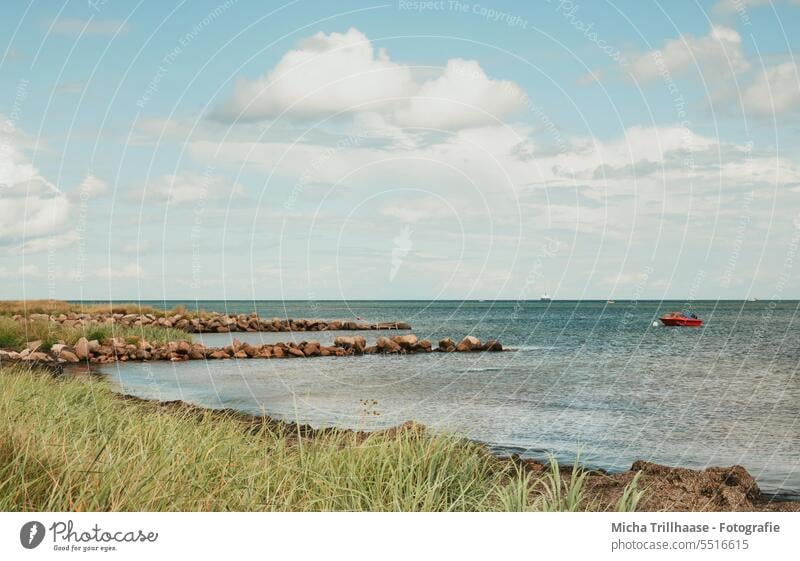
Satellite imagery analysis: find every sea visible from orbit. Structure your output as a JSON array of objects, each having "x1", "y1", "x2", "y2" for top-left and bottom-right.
[{"x1": 95, "y1": 300, "x2": 800, "y2": 498}]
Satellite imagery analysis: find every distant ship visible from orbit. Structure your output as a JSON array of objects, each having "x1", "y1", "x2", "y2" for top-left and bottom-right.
[
  {"x1": 540, "y1": 292, "x2": 551, "y2": 302},
  {"x1": 748, "y1": 297, "x2": 759, "y2": 302},
  {"x1": 607, "y1": 299, "x2": 616, "y2": 304}
]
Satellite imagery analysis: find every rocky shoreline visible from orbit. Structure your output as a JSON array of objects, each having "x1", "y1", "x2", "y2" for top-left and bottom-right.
[
  {"x1": 12, "y1": 312, "x2": 411, "y2": 333},
  {"x1": 0, "y1": 333, "x2": 504, "y2": 365},
  {"x1": 112, "y1": 391, "x2": 799, "y2": 512}
]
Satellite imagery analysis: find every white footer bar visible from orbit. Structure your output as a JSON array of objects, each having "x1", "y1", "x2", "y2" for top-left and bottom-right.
[{"x1": 1, "y1": 512, "x2": 796, "y2": 560}]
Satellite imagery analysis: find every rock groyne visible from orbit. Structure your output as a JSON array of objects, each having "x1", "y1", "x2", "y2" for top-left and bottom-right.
[
  {"x1": 0, "y1": 334, "x2": 504, "y2": 365},
  {"x1": 12, "y1": 312, "x2": 411, "y2": 333}
]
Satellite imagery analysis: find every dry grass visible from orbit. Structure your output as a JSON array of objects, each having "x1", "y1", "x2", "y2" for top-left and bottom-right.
[
  {"x1": 0, "y1": 316, "x2": 191, "y2": 351},
  {"x1": 0, "y1": 300, "x2": 187, "y2": 317}
]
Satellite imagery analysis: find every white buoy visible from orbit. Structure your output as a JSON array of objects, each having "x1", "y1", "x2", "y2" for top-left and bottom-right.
[{"x1": 652, "y1": 321, "x2": 659, "y2": 327}]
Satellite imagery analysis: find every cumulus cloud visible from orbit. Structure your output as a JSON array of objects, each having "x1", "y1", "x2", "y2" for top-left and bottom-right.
[
  {"x1": 216, "y1": 28, "x2": 416, "y2": 121},
  {"x1": 630, "y1": 25, "x2": 749, "y2": 82},
  {"x1": 1, "y1": 128, "x2": 70, "y2": 244},
  {"x1": 214, "y1": 28, "x2": 525, "y2": 130},
  {"x1": 743, "y1": 62, "x2": 800, "y2": 116},
  {"x1": 394, "y1": 59, "x2": 525, "y2": 129},
  {"x1": 140, "y1": 171, "x2": 245, "y2": 205}
]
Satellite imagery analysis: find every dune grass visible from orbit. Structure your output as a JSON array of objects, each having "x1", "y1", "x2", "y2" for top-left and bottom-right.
[
  {"x1": 0, "y1": 316, "x2": 191, "y2": 351},
  {"x1": 0, "y1": 366, "x2": 643, "y2": 511},
  {"x1": 0, "y1": 299, "x2": 189, "y2": 317}
]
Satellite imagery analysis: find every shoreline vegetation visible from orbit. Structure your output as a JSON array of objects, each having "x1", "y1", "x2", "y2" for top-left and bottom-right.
[
  {"x1": 2, "y1": 365, "x2": 796, "y2": 512},
  {"x1": 0, "y1": 300, "x2": 797, "y2": 511}
]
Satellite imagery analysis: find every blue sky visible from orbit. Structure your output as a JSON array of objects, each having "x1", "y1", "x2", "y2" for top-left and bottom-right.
[{"x1": 2, "y1": 0, "x2": 800, "y2": 300}]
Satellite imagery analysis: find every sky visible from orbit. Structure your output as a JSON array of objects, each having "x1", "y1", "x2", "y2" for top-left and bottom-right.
[{"x1": 1, "y1": 0, "x2": 800, "y2": 301}]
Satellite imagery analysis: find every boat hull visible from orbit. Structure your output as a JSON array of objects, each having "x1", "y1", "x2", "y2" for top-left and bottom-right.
[{"x1": 659, "y1": 317, "x2": 702, "y2": 327}]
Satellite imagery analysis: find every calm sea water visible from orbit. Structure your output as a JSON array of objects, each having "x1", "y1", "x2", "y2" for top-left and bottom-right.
[{"x1": 99, "y1": 300, "x2": 800, "y2": 497}]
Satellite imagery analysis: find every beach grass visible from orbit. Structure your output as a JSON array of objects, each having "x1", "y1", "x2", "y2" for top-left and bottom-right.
[
  {"x1": 0, "y1": 316, "x2": 191, "y2": 351},
  {"x1": 0, "y1": 299, "x2": 188, "y2": 318},
  {"x1": 0, "y1": 366, "x2": 643, "y2": 512}
]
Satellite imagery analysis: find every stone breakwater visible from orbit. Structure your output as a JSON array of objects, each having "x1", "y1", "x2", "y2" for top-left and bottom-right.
[
  {"x1": 14, "y1": 312, "x2": 411, "y2": 333},
  {"x1": 0, "y1": 334, "x2": 503, "y2": 365}
]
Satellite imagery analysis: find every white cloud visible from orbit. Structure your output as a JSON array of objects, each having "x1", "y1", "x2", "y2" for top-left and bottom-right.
[
  {"x1": 214, "y1": 28, "x2": 525, "y2": 130},
  {"x1": 394, "y1": 59, "x2": 525, "y2": 130},
  {"x1": 11, "y1": 230, "x2": 80, "y2": 255},
  {"x1": 0, "y1": 128, "x2": 71, "y2": 243},
  {"x1": 630, "y1": 25, "x2": 749, "y2": 82},
  {"x1": 0, "y1": 264, "x2": 40, "y2": 279},
  {"x1": 381, "y1": 197, "x2": 448, "y2": 223},
  {"x1": 217, "y1": 28, "x2": 416, "y2": 121},
  {"x1": 69, "y1": 174, "x2": 108, "y2": 200},
  {"x1": 712, "y1": 0, "x2": 771, "y2": 16},
  {"x1": 743, "y1": 62, "x2": 800, "y2": 115},
  {"x1": 51, "y1": 18, "x2": 128, "y2": 37},
  {"x1": 140, "y1": 171, "x2": 245, "y2": 205}
]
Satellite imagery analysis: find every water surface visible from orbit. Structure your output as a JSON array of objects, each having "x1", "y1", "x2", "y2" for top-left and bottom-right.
[{"x1": 100, "y1": 300, "x2": 800, "y2": 497}]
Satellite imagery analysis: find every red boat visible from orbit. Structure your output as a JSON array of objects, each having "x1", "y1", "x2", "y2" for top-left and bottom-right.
[{"x1": 659, "y1": 311, "x2": 702, "y2": 327}]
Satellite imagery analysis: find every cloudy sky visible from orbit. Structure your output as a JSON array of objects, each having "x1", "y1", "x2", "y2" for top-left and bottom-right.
[{"x1": 1, "y1": 0, "x2": 800, "y2": 300}]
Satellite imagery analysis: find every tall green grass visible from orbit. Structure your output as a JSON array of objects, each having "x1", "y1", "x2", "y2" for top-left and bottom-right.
[
  {"x1": 0, "y1": 316, "x2": 190, "y2": 351},
  {"x1": 0, "y1": 367, "x2": 643, "y2": 512}
]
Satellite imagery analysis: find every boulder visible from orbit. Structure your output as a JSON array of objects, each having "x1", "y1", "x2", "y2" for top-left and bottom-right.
[
  {"x1": 438, "y1": 338, "x2": 455, "y2": 352},
  {"x1": 376, "y1": 336, "x2": 401, "y2": 353},
  {"x1": 58, "y1": 349, "x2": 80, "y2": 363},
  {"x1": 242, "y1": 344, "x2": 259, "y2": 358},
  {"x1": 415, "y1": 339, "x2": 432, "y2": 353},
  {"x1": 333, "y1": 336, "x2": 366, "y2": 353},
  {"x1": 302, "y1": 341, "x2": 321, "y2": 357},
  {"x1": 391, "y1": 334, "x2": 418, "y2": 350},
  {"x1": 74, "y1": 337, "x2": 90, "y2": 359},
  {"x1": 287, "y1": 347, "x2": 305, "y2": 358},
  {"x1": 456, "y1": 336, "x2": 481, "y2": 352},
  {"x1": 26, "y1": 340, "x2": 43, "y2": 352},
  {"x1": 482, "y1": 339, "x2": 503, "y2": 352}
]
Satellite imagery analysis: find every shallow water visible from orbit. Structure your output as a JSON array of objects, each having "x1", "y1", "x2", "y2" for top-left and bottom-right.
[{"x1": 100, "y1": 300, "x2": 800, "y2": 497}]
